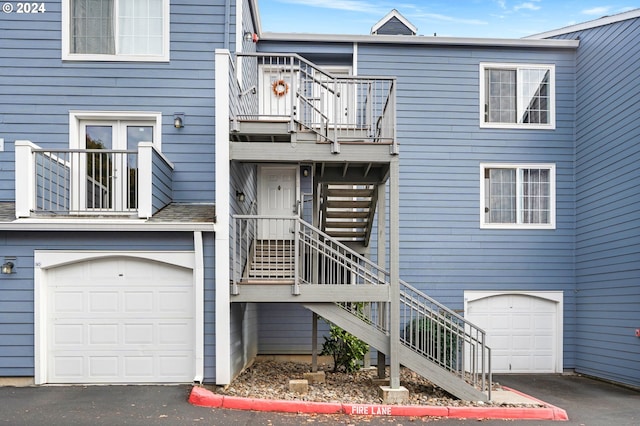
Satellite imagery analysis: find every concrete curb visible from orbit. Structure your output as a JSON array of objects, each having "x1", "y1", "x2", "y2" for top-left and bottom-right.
[{"x1": 188, "y1": 386, "x2": 569, "y2": 420}]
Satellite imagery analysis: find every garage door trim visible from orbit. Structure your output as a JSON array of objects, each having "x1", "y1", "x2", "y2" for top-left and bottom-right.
[
  {"x1": 464, "y1": 291, "x2": 563, "y2": 373},
  {"x1": 34, "y1": 250, "x2": 198, "y2": 385}
]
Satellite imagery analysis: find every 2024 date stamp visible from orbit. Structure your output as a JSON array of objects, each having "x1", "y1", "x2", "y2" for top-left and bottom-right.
[{"x1": 2, "y1": 2, "x2": 47, "y2": 14}]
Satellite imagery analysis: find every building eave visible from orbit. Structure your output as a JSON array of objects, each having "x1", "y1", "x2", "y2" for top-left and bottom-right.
[
  {"x1": 0, "y1": 220, "x2": 216, "y2": 232},
  {"x1": 259, "y1": 32, "x2": 579, "y2": 49}
]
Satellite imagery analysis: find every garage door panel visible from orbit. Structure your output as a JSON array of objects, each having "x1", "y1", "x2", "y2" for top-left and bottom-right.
[
  {"x1": 466, "y1": 293, "x2": 560, "y2": 373},
  {"x1": 47, "y1": 257, "x2": 194, "y2": 383}
]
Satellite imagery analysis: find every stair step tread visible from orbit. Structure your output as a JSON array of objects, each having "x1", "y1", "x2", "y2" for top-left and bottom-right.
[
  {"x1": 326, "y1": 189, "x2": 374, "y2": 197},
  {"x1": 325, "y1": 201, "x2": 372, "y2": 209},
  {"x1": 325, "y1": 211, "x2": 369, "y2": 219},
  {"x1": 240, "y1": 278, "x2": 295, "y2": 285}
]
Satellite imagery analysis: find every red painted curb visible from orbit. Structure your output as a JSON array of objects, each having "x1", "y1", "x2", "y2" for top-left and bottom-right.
[
  {"x1": 188, "y1": 386, "x2": 569, "y2": 421},
  {"x1": 188, "y1": 386, "x2": 223, "y2": 408}
]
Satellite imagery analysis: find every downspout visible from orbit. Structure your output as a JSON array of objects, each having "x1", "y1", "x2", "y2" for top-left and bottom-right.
[{"x1": 224, "y1": 0, "x2": 231, "y2": 50}]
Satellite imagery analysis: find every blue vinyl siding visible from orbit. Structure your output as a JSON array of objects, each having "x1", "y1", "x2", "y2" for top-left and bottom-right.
[
  {"x1": 356, "y1": 44, "x2": 577, "y2": 368},
  {"x1": 552, "y1": 18, "x2": 640, "y2": 387},
  {"x1": 151, "y1": 149, "x2": 174, "y2": 213},
  {"x1": 0, "y1": 231, "x2": 208, "y2": 377},
  {"x1": 0, "y1": 0, "x2": 238, "y2": 204},
  {"x1": 258, "y1": 303, "x2": 330, "y2": 354}
]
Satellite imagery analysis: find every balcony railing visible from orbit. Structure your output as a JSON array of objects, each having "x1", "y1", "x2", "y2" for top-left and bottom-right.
[
  {"x1": 228, "y1": 52, "x2": 397, "y2": 154},
  {"x1": 15, "y1": 140, "x2": 174, "y2": 218}
]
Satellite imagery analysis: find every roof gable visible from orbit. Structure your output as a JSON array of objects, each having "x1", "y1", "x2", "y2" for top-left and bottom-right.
[{"x1": 371, "y1": 9, "x2": 417, "y2": 35}]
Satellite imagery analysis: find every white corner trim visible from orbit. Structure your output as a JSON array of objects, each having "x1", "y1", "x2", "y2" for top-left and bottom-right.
[
  {"x1": 193, "y1": 231, "x2": 205, "y2": 384},
  {"x1": 34, "y1": 250, "x2": 196, "y2": 384},
  {"x1": 215, "y1": 49, "x2": 232, "y2": 385},
  {"x1": 464, "y1": 290, "x2": 564, "y2": 373}
]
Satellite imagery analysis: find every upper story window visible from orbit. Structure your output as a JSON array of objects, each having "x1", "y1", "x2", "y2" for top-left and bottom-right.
[
  {"x1": 62, "y1": 0, "x2": 169, "y2": 62},
  {"x1": 480, "y1": 163, "x2": 556, "y2": 229},
  {"x1": 480, "y1": 63, "x2": 555, "y2": 129}
]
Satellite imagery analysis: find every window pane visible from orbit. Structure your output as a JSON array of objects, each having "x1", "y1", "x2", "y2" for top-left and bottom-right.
[
  {"x1": 521, "y1": 168, "x2": 550, "y2": 224},
  {"x1": 486, "y1": 168, "x2": 517, "y2": 223},
  {"x1": 486, "y1": 69, "x2": 516, "y2": 123},
  {"x1": 71, "y1": 0, "x2": 115, "y2": 54},
  {"x1": 518, "y1": 69, "x2": 550, "y2": 124},
  {"x1": 118, "y1": 0, "x2": 164, "y2": 55}
]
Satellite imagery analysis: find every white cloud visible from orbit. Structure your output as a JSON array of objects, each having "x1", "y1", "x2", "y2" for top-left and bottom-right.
[
  {"x1": 276, "y1": 0, "x2": 382, "y2": 13},
  {"x1": 514, "y1": 2, "x2": 541, "y2": 11},
  {"x1": 581, "y1": 6, "x2": 612, "y2": 15},
  {"x1": 413, "y1": 12, "x2": 487, "y2": 25}
]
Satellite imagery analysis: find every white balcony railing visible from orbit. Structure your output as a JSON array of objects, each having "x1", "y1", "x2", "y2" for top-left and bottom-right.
[
  {"x1": 228, "y1": 52, "x2": 398, "y2": 154},
  {"x1": 15, "y1": 140, "x2": 173, "y2": 219}
]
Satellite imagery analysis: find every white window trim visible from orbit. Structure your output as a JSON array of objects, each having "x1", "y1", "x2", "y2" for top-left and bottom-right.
[
  {"x1": 479, "y1": 63, "x2": 556, "y2": 130},
  {"x1": 479, "y1": 163, "x2": 556, "y2": 230},
  {"x1": 61, "y1": 0, "x2": 170, "y2": 62},
  {"x1": 69, "y1": 111, "x2": 162, "y2": 150}
]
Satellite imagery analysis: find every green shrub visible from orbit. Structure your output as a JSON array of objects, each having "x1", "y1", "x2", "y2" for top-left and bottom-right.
[
  {"x1": 321, "y1": 325, "x2": 368, "y2": 373},
  {"x1": 404, "y1": 315, "x2": 459, "y2": 369}
]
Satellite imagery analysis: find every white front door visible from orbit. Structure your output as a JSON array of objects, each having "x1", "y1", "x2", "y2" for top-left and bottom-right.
[
  {"x1": 259, "y1": 68, "x2": 298, "y2": 119},
  {"x1": 258, "y1": 166, "x2": 298, "y2": 239},
  {"x1": 465, "y1": 292, "x2": 562, "y2": 373},
  {"x1": 46, "y1": 257, "x2": 195, "y2": 383},
  {"x1": 76, "y1": 121, "x2": 154, "y2": 211}
]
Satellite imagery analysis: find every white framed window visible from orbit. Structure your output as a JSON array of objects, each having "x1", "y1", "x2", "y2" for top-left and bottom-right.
[
  {"x1": 479, "y1": 63, "x2": 555, "y2": 129},
  {"x1": 480, "y1": 163, "x2": 556, "y2": 229},
  {"x1": 62, "y1": 0, "x2": 169, "y2": 62}
]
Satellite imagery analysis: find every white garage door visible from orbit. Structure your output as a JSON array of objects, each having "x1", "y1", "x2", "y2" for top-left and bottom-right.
[
  {"x1": 465, "y1": 293, "x2": 561, "y2": 373},
  {"x1": 47, "y1": 257, "x2": 194, "y2": 383}
]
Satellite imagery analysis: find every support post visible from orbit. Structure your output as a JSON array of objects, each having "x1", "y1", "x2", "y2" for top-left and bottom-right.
[
  {"x1": 312, "y1": 312, "x2": 318, "y2": 372},
  {"x1": 389, "y1": 158, "x2": 400, "y2": 389},
  {"x1": 376, "y1": 181, "x2": 387, "y2": 379}
]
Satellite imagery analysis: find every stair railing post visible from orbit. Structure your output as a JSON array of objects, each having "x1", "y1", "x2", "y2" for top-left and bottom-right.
[
  {"x1": 231, "y1": 216, "x2": 238, "y2": 295},
  {"x1": 293, "y1": 218, "x2": 300, "y2": 295}
]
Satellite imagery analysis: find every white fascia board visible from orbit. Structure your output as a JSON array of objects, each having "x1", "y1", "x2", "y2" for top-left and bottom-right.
[
  {"x1": 248, "y1": 0, "x2": 263, "y2": 36},
  {"x1": 526, "y1": 8, "x2": 640, "y2": 39},
  {"x1": 260, "y1": 32, "x2": 579, "y2": 49},
  {"x1": 0, "y1": 220, "x2": 216, "y2": 232}
]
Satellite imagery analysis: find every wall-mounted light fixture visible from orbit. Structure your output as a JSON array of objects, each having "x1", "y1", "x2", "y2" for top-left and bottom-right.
[
  {"x1": 2, "y1": 261, "x2": 15, "y2": 274},
  {"x1": 244, "y1": 32, "x2": 259, "y2": 43},
  {"x1": 301, "y1": 165, "x2": 311, "y2": 177},
  {"x1": 235, "y1": 190, "x2": 245, "y2": 202},
  {"x1": 174, "y1": 113, "x2": 185, "y2": 129}
]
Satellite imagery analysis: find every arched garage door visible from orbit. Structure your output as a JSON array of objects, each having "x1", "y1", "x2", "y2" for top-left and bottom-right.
[
  {"x1": 44, "y1": 256, "x2": 194, "y2": 383},
  {"x1": 465, "y1": 292, "x2": 562, "y2": 373}
]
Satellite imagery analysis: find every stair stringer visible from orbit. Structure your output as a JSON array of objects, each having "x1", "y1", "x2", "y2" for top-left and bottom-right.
[{"x1": 303, "y1": 302, "x2": 489, "y2": 402}]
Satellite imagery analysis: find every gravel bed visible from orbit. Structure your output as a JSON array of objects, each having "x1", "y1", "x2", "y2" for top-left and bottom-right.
[{"x1": 213, "y1": 360, "x2": 542, "y2": 407}]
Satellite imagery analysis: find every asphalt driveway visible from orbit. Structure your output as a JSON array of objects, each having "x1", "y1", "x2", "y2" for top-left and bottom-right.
[{"x1": 0, "y1": 374, "x2": 637, "y2": 425}]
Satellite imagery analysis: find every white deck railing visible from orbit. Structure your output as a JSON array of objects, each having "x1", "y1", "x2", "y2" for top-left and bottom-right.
[
  {"x1": 15, "y1": 140, "x2": 171, "y2": 218},
  {"x1": 229, "y1": 53, "x2": 397, "y2": 154}
]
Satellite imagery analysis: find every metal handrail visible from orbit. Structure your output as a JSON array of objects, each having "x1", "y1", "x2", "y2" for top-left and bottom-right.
[
  {"x1": 230, "y1": 52, "x2": 397, "y2": 152},
  {"x1": 230, "y1": 214, "x2": 491, "y2": 397}
]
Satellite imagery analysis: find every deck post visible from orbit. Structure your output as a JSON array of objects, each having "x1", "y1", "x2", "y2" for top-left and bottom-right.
[
  {"x1": 376, "y1": 181, "x2": 387, "y2": 379},
  {"x1": 389, "y1": 158, "x2": 400, "y2": 389},
  {"x1": 312, "y1": 312, "x2": 318, "y2": 372}
]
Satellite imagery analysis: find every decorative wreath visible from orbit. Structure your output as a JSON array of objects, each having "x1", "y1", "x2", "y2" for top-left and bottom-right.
[{"x1": 271, "y1": 79, "x2": 289, "y2": 97}]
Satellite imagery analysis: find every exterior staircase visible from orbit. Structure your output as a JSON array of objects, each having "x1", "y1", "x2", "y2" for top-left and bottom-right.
[
  {"x1": 241, "y1": 240, "x2": 295, "y2": 285},
  {"x1": 232, "y1": 216, "x2": 492, "y2": 401},
  {"x1": 320, "y1": 184, "x2": 377, "y2": 245}
]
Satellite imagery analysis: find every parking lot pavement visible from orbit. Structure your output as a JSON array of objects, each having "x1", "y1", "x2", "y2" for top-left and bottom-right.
[{"x1": 0, "y1": 374, "x2": 638, "y2": 425}]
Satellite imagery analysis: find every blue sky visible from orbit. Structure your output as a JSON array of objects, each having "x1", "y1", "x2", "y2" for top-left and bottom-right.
[{"x1": 257, "y1": 0, "x2": 638, "y2": 38}]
